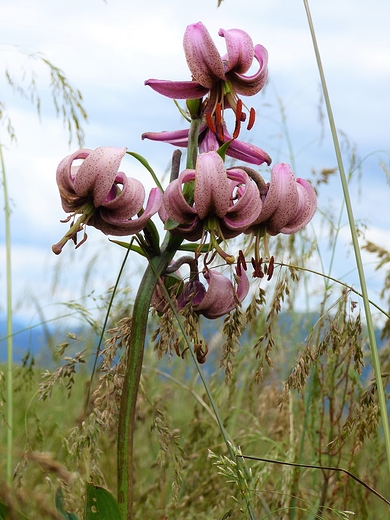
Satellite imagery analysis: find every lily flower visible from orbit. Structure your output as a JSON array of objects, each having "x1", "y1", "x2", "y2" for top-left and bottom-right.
[
  {"x1": 142, "y1": 123, "x2": 271, "y2": 166},
  {"x1": 250, "y1": 163, "x2": 317, "y2": 236},
  {"x1": 162, "y1": 151, "x2": 263, "y2": 258},
  {"x1": 52, "y1": 146, "x2": 162, "y2": 254},
  {"x1": 191, "y1": 268, "x2": 250, "y2": 319},
  {"x1": 145, "y1": 22, "x2": 268, "y2": 118}
]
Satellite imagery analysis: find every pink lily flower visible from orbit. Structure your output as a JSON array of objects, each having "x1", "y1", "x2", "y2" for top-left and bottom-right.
[
  {"x1": 152, "y1": 267, "x2": 249, "y2": 320},
  {"x1": 142, "y1": 123, "x2": 271, "y2": 166},
  {"x1": 52, "y1": 146, "x2": 162, "y2": 254},
  {"x1": 145, "y1": 22, "x2": 268, "y2": 115},
  {"x1": 250, "y1": 163, "x2": 317, "y2": 236},
  {"x1": 192, "y1": 268, "x2": 250, "y2": 319},
  {"x1": 162, "y1": 151, "x2": 263, "y2": 252}
]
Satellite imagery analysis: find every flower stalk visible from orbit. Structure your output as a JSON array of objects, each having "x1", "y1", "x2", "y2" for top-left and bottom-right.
[{"x1": 117, "y1": 241, "x2": 180, "y2": 519}]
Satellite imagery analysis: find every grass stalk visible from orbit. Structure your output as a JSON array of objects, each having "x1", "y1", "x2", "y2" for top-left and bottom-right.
[
  {"x1": 302, "y1": 0, "x2": 390, "y2": 477},
  {"x1": 0, "y1": 144, "x2": 13, "y2": 484}
]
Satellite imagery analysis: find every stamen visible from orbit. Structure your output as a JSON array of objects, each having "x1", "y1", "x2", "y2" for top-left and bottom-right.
[
  {"x1": 267, "y1": 255, "x2": 275, "y2": 281},
  {"x1": 215, "y1": 103, "x2": 224, "y2": 141},
  {"x1": 232, "y1": 100, "x2": 242, "y2": 139},
  {"x1": 251, "y1": 257, "x2": 264, "y2": 278},
  {"x1": 206, "y1": 112, "x2": 216, "y2": 134},
  {"x1": 75, "y1": 229, "x2": 88, "y2": 249},
  {"x1": 238, "y1": 249, "x2": 247, "y2": 271},
  {"x1": 247, "y1": 107, "x2": 256, "y2": 130}
]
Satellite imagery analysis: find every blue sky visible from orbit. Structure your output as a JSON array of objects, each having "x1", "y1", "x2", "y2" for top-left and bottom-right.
[{"x1": 0, "y1": 0, "x2": 389, "y2": 327}]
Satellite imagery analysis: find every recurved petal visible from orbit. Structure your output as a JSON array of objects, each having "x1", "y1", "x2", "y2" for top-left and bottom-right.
[
  {"x1": 96, "y1": 187, "x2": 163, "y2": 236},
  {"x1": 225, "y1": 134, "x2": 272, "y2": 166},
  {"x1": 142, "y1": 128, "x2": 191, "y2": 146},
  {"x1": 263, "y1": 163, "x2": 300, "y2": 235},
  {"x1": 218, "y1": 28, "x2": 254, "y2": 74},
  {"x1": 229, "y1": 44, "x2": 268, "y2": 97},
  {"x1": 101, "y1": 173, "x2": 145, "y2": 219},
  {"x1": 184, "y1": 22, "x2": 226, "y2": 88},
  {"x1": 194, "y1": 269, "x2": 249, "y2": 319},
  {"x1": 223, "y1": 169, "x2": 263, "y2": 229},
  {"x1": 280, "y1": 178, "x2": 317, "y2": 234},
  {"x1": 163, "y1": 169, "x2": 198, "y2": 224},
  {"x1": 254, "y1": 163, "x2": 298, "y2": 229},
  {"x1": 144, "y1": 79, "x2": 208, "y2": 99},
  {"x1": 194, "y1": 270, "x2": 234, "y2": 318},
  {"x1": 194, "y1": 151, "x2": 230, "y2": 219},
  {"x1": 172, "y1": 218, "x2": 204, "y2": 241},
  {"x1": 74, "y1": 146, "x2": 127, "y2": 207},
  {"x1": 56, "y1": 148, "x2": 91, "y2": 211}
]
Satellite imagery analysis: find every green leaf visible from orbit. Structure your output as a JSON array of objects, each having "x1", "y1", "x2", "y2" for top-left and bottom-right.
[
  {"x1": 55, "y1": 488, "x2": 80, "y2": 520},
  {"x1": 164, "y1": 218, "x2": 180, "y2": 231},
  {"x1": 216, "y1": 140, "x2": 232, "y2": 161},
  {"x1": 126, "y1": 151, "x2": 164, "y2": 192},
  {"x1": 84, "y1": 483, "x2": 122, "y2": 520},
  {"x1": 178, "y1": 243, "x2": 211, "y2": 253},
  {"x1": 0, "y1": 499, "x2": 30, "y2": 519},
  {"x1": 109, "y1": 239, "x2": 146, "y2": 257}
]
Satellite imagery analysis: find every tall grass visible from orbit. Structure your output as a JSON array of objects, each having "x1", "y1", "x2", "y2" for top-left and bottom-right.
[{"x1": 1, "y1": 2, "x2": 390, "y2": 519}]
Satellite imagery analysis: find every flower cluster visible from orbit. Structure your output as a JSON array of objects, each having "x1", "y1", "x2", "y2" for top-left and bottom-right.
[{"x1": 53, "y1": 21, "x2": 317, "y2": 324}]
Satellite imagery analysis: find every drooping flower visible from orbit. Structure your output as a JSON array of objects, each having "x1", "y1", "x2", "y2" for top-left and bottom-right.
[
  {"x1": 52, "y1": 146, "x2": 162, "y2": 254},
  {"x1": 145, "y1": 22, "x2": 268, "y2": 118},
  {"x1": 161, "y1": 151, "x2": 263, "y2": 258},
  {"x1": 144, "y1": 23, "x2": 270, "y2": 161},
  {"x1": 249, "y1": 163, "x2": 317, "y2": 236},
  {"x1": 153, "y1": 266, "x2": 249, "y2": 320},
  {"x1": 190, "y1": 268, "x2": 250, "y2": 319}
]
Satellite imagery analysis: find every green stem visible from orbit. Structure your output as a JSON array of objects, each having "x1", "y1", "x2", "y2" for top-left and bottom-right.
[
  {"x1": 117, "y1": 246, "x2": 177, "y2": 519},
  {"x1": 116, "y1": 114, "x2": 201, "y2": 519},
  {"x1": 303, "y1": 0, "x2": 390, "y2": 477},
  {"x1": 0, "y1": 144, "x2": 13, "y2": 485}
]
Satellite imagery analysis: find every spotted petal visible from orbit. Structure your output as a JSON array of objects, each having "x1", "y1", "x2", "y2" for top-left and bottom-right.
[
  {"x1": 184, "y1": 22, "x2": 226, "y2": 88},
  {"x1": 218, "y1": 28, "x2": 254, "y2": 74},
  {"x1": 194, "y1": 152, "x2": 230, "y2": 219},
  {"x1": 194, "y1": 269, "x2": 249, "y2": 319},
  {"x1": 144, "y1": 79, "x2": 208, "y2": 100}
]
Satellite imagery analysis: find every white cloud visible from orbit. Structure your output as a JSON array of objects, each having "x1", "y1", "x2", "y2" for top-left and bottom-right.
[{"x1": 1, "y1": 0, "x2": 389, "y2": 323}]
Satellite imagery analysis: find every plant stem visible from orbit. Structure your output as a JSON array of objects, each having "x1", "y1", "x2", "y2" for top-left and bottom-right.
[
  {"x1": 117, "y1": 247, "x2": 176, "y2": 519},
  {"x1": 117, "y1": 112, "x2": 201, "y2": 519},
  {"x1": 303, "y1": 0, "x2": 390, "y2": 477},
  {"x1": 0, "y1": 144, "x2": 13, "y2": 485}
]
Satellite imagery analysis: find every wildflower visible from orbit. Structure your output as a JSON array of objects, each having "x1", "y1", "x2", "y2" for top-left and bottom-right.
[
  {"x1": 144, "y1": 23, "x2": 270, "y2": 161},
  {"x1": 250, "y1": 163, "x2": 317, "y2": 236},
  {"x1": 162, "y1": 151, "x2": 262, "y2": 259},
  {"x1": 191, "y1": 268, "x2": 249, "y2": 319},
  {"x1": 145, "y1": 22, "x2": 268, "y2": 118},
  {"x1": 52, "y1": 146, "x2": 162, "y2": 254}
]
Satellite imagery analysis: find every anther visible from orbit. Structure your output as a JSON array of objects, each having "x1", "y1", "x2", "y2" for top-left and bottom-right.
[
  {"x1": 251, "y1": 257, "x2": 264, "y2": 278},
  {"x1": 238, "y1": 250, "x2": 247, "y2": 271},
  {"x1": 215, "y1": 102, "x2": 224, "y2": 141},
  {"x1": 206, "y1": 112, "x2": 216, "y2": 134},
  {"x1": 233, "y1": 100, "x2": 244, "y2": 139},
  {"x1": 247, "y1": 107, "x2": 256, "y2": 130},
  {"x1": 267, "y1": 255, "x2": 275, "y2": 281}
]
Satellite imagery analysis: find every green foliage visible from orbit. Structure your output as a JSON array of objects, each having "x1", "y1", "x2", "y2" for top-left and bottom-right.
[{"x1": 84, "y1": 483, "x2": 121, "y2": 520}]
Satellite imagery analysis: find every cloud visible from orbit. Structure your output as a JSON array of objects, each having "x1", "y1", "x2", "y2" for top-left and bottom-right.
[{"x1": 1, "y1": 0, "x2": 389, "y2": 323}]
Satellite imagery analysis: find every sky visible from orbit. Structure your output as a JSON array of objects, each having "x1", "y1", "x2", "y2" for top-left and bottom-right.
[{"x1": 0, "y1": 0, "x2": 389, "y2": 330}]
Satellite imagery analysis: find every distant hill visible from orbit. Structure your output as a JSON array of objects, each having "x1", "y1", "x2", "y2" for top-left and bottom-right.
[{"x1": 0, "y1": 316, "x2": 50, "y2": 363}]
